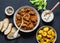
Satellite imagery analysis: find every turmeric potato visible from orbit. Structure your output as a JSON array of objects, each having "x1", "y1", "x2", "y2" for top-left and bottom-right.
[
  {"x1": 43, "y1": 26, "x2": 49, "y2": 31},
  {"x1": 39, "y1": 30, "x2": 43, "y2": 34},
  {"x1": 37, "y1": 35, "x2": 42, "y2": 40},
  {"x1": 42, "y1": 32, "x2": 47, "y2": 37}
]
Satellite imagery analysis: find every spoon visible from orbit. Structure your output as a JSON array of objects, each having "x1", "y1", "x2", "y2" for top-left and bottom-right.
[
  {"x1": 44, "y1": 2, "x2": 60, "y2": 17},
  {"x1": 44, "y1": 2, "x2": 60, "y2": 21},
  {"x1": 13, "y1": 19, "x2": 23, "y2": 38},
  {"x1": 13, "y1": 15, "x2": 26, "y2": 38},
  {"x1": 13, "y1": 14, "x2": 30, "y2": 38}
]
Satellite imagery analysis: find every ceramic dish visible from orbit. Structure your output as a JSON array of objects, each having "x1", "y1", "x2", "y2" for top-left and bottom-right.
[
  {"x1": 5, "y1": 6, "x2": 14, "y2": 16},
  {"x1": 36, "y1": 26, "x2": 57, "y2": 43},
  {"x1": 41, "y1": 10, "x2": 54, "y2": 23},
  {"x1": 13, "y1": 6, "x2": 40, "y2": 32}
]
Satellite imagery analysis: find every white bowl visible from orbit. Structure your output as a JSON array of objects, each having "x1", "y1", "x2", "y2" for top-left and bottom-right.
[
  {"x1": 13, "y1": 6, "x2": 40, "y2": 32},
  {"x1": 5, "y1": 6, "x2": 14, "y2": 16},
  {"x1": 41, "y1": 10, "x2": 54, "y2": 23},
  {"x1": 36, "y1": 26, "x2": 57, "y2": 43}
]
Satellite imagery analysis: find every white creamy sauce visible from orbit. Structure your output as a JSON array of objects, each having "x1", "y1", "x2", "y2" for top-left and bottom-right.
[{"x1": 41, "y1": 10, "x2": 54, "y2": 22}]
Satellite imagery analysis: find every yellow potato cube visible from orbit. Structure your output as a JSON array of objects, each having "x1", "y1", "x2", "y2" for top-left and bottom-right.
[
  {"x1": 37, "y1": 35, "x2": 42, "y2": 40},
  {"x1": 43, "y1": 27, "x2": 49, "y2": 32},
  {"x1": 46, "y1": 39, "x2": 50, "y2": 42},
  {"x1": 50, "y1": 37, "x2": 54, "y2": 42},
  {"x1": 43, "y1": 42, "x2": 48, "y2": 43},
  {"x1": 39, "y1": 30, "x2": 43, "y2": 34},
  {"x1": 51, "y1": 31, "x2": 55, "y2": 36},
  {"x1": 47, "y1": 35, "x2": 52, "y2": 38},
  {"x1": 40, "y1": 39, "x2": 44, "y2": 42},
  {"x1": 48, "y1": 29, "x2": 53, "y2": 35},
  {"x1": 40, "y1": 41, "x2": 49, "y2": 43},
  {"x1": 42, "y1": 42, "x2": 47, "y2": 43},
  {"x1": 40, "y1": 41, "x2": 44, "y2": 43},
  {"x1": 42, "y1": 32, "x2": 47, "y2": 37}
]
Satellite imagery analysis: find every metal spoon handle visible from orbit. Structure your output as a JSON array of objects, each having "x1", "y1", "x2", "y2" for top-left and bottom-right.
[
  {"x1": 13, "y1": 22, "x2": 23, "y2": 38},
  {"x1": 13, "y1": 14, "x2": 27, "y2": 38},
  {"x1": 13, "y1": 30, "x2": 20, "y2": 38},
  {"x1": 13, "y1": 18, "x2": 23, "y2": 38}
]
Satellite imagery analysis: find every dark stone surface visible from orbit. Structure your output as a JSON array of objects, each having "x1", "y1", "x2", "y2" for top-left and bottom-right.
[{"x1": 0, "y1": 0, "x2": 60, "y2": 43}]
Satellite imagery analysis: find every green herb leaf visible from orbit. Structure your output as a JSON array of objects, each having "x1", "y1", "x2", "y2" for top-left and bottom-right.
[{"x1": 30, "y1": 0, "x2": 47, "y2": 11}]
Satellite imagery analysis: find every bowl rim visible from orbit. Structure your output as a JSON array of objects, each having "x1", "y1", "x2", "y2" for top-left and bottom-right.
[
  {"x1": 5, "y1": 6, "x2": 14, "y2": 16},
  {"x1": 41, "y1": 10, "x2": 54, "y2": 23},
  {"x1": 36, "y1": 25, "x2": 57, "y2": 43},
  {"x1": 13, "y1": 6, "x2": 40, "y2": 32}
]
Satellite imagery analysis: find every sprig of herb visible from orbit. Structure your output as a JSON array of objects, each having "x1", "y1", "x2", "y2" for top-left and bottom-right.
[{"x1": 30, "y1": 0, "x2": 47, "y2": 10}]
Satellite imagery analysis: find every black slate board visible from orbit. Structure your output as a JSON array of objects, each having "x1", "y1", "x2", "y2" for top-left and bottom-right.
[{"x1": 0, "y1": 0, "x2": 60, "y2": 43}]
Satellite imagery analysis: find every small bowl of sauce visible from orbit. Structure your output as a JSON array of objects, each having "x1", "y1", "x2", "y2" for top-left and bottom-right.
[
  {"x1": 41, "y1": 10, "x2": 54, "y2": 23},
  {"x1": 5, "y1": 6, "x2": 14, "y2": 16}
]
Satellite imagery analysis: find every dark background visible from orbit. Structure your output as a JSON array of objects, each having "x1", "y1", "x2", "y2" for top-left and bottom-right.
[{"x1": 0, "y1": 0, "x2": 60, "y2": 43}]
